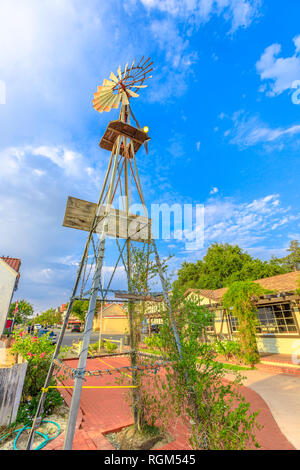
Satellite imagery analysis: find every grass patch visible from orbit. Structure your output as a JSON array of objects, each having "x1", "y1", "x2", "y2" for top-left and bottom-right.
[
  {"x1": 139, "y1": 348, "x2": 161, "y2": 356},
  {"x1": 216, "y1": 362, "x2": 253, "y2": 371},
  {"x1": 196, "y1": 359, "x2": 253, "y2": 371}
]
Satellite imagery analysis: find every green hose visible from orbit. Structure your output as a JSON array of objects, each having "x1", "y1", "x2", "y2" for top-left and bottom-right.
[{"x1": 0, "y1": 420, "x2": 61, "y2": 450}]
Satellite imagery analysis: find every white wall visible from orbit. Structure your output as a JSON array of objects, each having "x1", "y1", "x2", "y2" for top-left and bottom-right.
[{"x1": 0, "y1": 260, "x2": 17, "y2": 334}]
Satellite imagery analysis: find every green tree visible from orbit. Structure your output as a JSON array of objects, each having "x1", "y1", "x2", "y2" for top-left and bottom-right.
[
  {"x1": 9, "y1": 299, "x2": 33, "y2": 325},
  {"x1": 273, "y1": 240, "x2": 300, "y2": 271},
  {"x1": 70, "y1": 300, "x2": 89, "y2": 325},
  {"x1": 173, "y1": 243, "x2": 287, "y2": 292},
  {"x1": 34, "y1": 308, "x2": 61, "y2": 327}
]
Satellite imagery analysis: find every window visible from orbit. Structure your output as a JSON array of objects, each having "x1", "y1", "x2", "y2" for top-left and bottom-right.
[
  {"x1": 256, "y1": 303, "x2": 297, "y2": 334},
  {"x1": 228, "y1": 302, "x2": 297, "y2": 335},
  {"x1": 205, "y1": 318, "x2": 215, "y2": 333},
  {"x1": 228, "y1": 313, "x2": 238, "y2": 333}
]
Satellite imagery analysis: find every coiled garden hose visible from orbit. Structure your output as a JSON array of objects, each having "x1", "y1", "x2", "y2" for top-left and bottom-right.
[{"x1": 0, "y1": 420, "x2": 61, "y2": 450}]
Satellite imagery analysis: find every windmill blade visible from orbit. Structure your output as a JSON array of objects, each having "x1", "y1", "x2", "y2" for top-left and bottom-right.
[
  {"x1": 141, "y1": 57, "x2": 151, "y2": 68},
  {"x1": 93, "y1": 57, "x2": 153, "y2": 114},
  {"x1": 136, "y1": 56, "x2": 144, "y2": 66},
  {"x1": 133, "y1": 62, "x2": 153, "y2": 79},
  {"x1": 98, "y1": 93, "x2": 116, "y2": 109},
  {"x1": 94, "y1": 92, "x2": 114, "y2": 110},
  {"x1": 111, "y1": 94, "x2": 121, "y2": 109},
  {"x1": 127, "y1": 59, "x2": 136, "y2": 77},
  {"x1": 103, "y1": 105, "x2": 113, "y2": 112},
  {"x1": 94, "y1": 90, "x2": 114, "y2": 106},
  {"x1": 127, "y1": 88, "x2": 139, "y2": 98},
  {"x1": 94, "y1": 88, "x2": 113, "y2": 99},
  {"x1": 123, "y1": 63, "x2": 128, "y2": 79},
  {"x1": 117, "y1": 65, "x2": 122, "y2": 80},
  {"x1": 121, "y1": 91, "x2": 129, "y2": 106},
  {"x1": 109, "y1": 71, "x2": 119, "y2": 83},
  {"x1": 103, "y1": 78, "x2": 115, "y2": 87}
]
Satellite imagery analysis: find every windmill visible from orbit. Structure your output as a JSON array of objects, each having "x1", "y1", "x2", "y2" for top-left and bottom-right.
[{"x1": 26, "y1": 58, "x2": 183, "y2": 450}]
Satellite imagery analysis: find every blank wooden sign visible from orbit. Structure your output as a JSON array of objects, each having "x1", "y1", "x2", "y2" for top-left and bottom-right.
[{"x1": 63, "y1": 196, "x2": 152, "y2": 242}]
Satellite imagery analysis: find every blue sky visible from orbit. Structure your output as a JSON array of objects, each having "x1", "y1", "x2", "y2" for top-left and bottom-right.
[{"x1": 0, "y1": 0, "x2": 299, "y2": 312}]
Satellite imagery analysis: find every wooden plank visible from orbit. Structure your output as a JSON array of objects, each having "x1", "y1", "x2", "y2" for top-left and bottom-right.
[
  {"x1": 114, "y1": 292, "x2": 163, "y2": 302},
  {"x1": 63, "y1": 196, "x2": 152, "y2": 242}
]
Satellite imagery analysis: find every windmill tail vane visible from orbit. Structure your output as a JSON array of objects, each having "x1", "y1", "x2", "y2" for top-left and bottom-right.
[{"x1": 92, "y1": 56, "x2": 153, "y2": 114}]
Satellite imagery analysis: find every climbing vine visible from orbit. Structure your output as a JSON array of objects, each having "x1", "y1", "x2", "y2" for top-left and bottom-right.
[{"x1": 223, "y1": 280, "x2": 267, "y2": 366}]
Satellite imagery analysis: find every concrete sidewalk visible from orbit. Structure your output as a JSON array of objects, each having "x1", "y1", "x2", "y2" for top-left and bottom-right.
[{"x1": 237, "y1": 369, "x2": 300, "y2": 450}]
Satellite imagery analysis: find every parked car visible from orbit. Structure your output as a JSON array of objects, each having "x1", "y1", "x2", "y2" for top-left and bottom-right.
[
  {"x1": 38, "y1": 328, "x2": 57, "y2": 344},
  {"x1": 71, "y1": 324, "x2": 81, "y2": 333}
]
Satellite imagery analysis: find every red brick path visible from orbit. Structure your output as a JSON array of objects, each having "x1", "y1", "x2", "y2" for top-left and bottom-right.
[{"x1": 47, "y1": 356, "x2": 295, "y2": 450}]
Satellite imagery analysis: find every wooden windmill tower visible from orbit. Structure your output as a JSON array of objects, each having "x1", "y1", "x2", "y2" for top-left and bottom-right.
[{"x1": 26, "y1": 57, "x2": 183, "y2": 450}]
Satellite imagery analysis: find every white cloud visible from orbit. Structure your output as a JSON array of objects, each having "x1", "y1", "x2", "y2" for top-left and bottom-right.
[
  {"x1": 226, "y1": 111, "x2": 300, "y2": 149},
  {"x1": 139, "y1": 0, "x2": 261, "y2": 32},
  {"x1": 135, "y1": 0, "x2": 261, "y2": 102},
  {"x1": 172, "y1": 193, "x2": 300, "y2": 262},
  {"x1": 295, "y1": 35, "x2": 300, "y2": 54},
  {"x1": 256, "y1": 35, "x2": 300, "y2": 96},
  {"x1": 204, "y1": 194, "x2": 299, "y2": 248},
  {"x1": 0, "y1": 144, "x2": 105, "y2": 311},
  {"x1": 196, "y1": 141, "x2": 201, "y2": 151},
  {"x1": 32, "y1": 146, "x2": 84, "y2": 177}
]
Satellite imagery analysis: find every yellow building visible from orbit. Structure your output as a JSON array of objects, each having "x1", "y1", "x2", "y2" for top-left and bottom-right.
[
  {"x1": 93, "y1": 303, "x2": 129, "y2": 335},
  {"x1": 184, "y1": 271, "x2": 300, "y2": 356}
]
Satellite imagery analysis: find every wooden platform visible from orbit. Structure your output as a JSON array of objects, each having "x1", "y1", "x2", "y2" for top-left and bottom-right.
[{"x1": 99, "y1": 120, "x2": 150, "y2": 156}]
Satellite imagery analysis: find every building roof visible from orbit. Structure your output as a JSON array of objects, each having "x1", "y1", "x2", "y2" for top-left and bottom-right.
[
  {"x1": 0, "y1": 257, "x2": 21, "y2": 274},
  {"x1": 185, "y1": 271, "x2": 300, "y2": 302},
  {"x1": 0, "y1": 256, "x2": 21, "y2": 283},
  {"x1": 184, "y1": 288, "x2": 220, "y2": 301},
  {"x1": 96, "y1": 303, "x2": 126, "y2": 317}
]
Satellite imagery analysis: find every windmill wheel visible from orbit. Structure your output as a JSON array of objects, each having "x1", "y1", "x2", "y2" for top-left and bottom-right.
[{"x1": 93, "y1": 57, "x2": 153, "y2": 113}]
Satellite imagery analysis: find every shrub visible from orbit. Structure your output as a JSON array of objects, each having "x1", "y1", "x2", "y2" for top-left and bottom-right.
[
  {"x1": 144, "y1": 335, "x2": 163, "y2": 351},
  {"x1": 16, "y1": 388, "x2": 63, "y2": 425},
  {"x1": 214, "y1": 339, "x2": 241, "y2": 360},
  {"x1": 104, "y1": 341, "x2": 118, "y2": 353},
  {"x1": 10, "y1": 329, "x2": 63, "y2": 421},
  {"x1": 88, "y1": 341, "x2": 105, "y2": 354}
]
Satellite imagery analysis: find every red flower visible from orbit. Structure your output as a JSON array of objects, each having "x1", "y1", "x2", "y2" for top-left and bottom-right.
[
  {"x1": 27, "y1": 352, "x2": 33, "y2": 357},
  {"x1": 32, "y1": 336, "x2": 37, "y2": 342},
  {"x1": 40, "y1": 352, "x2": 45, "y2": 358},
  {"x1": 19, "y1": 332, "x2": 24, "y2": 337}
]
